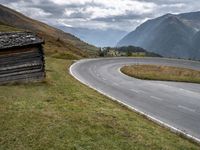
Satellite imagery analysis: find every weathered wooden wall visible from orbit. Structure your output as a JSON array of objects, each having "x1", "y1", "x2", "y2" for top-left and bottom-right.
[{"x1": 0, "y1": 45, "x2": 45, "y2": 84}]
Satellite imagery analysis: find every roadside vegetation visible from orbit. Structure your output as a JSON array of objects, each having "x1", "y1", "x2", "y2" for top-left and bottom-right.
[
  {"x1": 99, "y1": 46, "x2": 162, "y2": 57},
  {"x1": 0, "y1": 20, "x2": 200, "y2": 149},
  {"x1": 1, "y1": 57, "x2": 200, "y2": 149},
  {"x1": 121, "y1": 65, "x2": 200, "y2": 84}
]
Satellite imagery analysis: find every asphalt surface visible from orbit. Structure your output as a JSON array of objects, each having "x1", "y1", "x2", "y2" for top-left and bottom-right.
[{"x1": 70, "y1": 57, "x2": 200, "y2": 141}]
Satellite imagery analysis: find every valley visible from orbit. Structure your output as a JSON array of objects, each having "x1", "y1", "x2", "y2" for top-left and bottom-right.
[{"x1": 1, "y1": 2, "x2": 200, "y2": 149}]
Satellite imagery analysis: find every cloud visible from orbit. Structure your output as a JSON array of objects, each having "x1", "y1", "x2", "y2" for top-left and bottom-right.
[
  {"x1": 49, "y1": 0, "x2": 92, "y2": 5},
  {"x1": 1, "y1": 0, "x2": 200, "y2": 31}
]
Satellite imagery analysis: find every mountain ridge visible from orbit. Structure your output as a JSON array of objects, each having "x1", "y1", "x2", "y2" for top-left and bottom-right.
[{"x1": 117, "y1": 11, "x2": 200, "y2": 59}]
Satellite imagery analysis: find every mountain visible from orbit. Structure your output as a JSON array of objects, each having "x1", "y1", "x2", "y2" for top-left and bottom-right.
[
  {"x1": 117, "y1": 12, "x2": 200, "y2": 59},
  {"x1": 191, "y1": 31, "x2": 200, "y2": 58},
  {"x1": 57, "y1": 26, "x2": 127, "y2": 47},
  {"x1": 0, "y1": 4, "x2": 98, "y2": 59}
]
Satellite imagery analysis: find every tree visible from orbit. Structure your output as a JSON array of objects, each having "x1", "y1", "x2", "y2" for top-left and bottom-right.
[{"x1": 127, "y1": 50, "x2": 132, "y2": 56}]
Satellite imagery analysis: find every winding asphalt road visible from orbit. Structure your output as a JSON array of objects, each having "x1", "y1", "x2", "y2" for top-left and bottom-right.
[{"x1": 70, "y1": 57, "x2": 200, "y2": 142}]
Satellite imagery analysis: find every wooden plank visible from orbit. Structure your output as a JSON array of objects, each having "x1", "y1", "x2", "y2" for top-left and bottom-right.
[
  {"x1": 0, "y1": 72, "x2": 45, "y2": 84},
  {"x1": 0, "y1": 45, "x2": 45, "y2": 85},
  {"x1": 0, "y1": 65, "x2": 43, "y2": 77},
  {"x1": 0, "y1": 60, "x2": 43, "y2": 73},
  {"x1": 0, "y1": 51, "x2": 42, "y2": 63},
  {"x1": 0, "y1": 47, "x2": 40, "y2": 56},
  {"x1": 0, "y1": 68, "x2": 43, "y2": 78},
  {"x1": 0, "y1": 57, "x2": 44, "y2": 68}
]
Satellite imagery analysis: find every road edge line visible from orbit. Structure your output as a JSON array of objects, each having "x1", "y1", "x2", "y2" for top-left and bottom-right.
[{"x1": 69, "y1": 60, "x2": 200, "y2": 145}]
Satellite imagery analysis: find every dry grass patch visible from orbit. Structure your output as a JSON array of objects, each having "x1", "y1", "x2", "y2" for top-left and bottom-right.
[{"x1": 121, "y1": 64, "x2": 200, "y2": 83}]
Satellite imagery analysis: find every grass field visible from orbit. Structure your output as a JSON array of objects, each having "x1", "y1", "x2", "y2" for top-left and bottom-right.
[
  {"x1": 0, "y1": 19, "x2": 200, "y2": 149},
  {"x1": 121, "y1": 64, "x2": 200, "y2": 84},
  {"x1": 0, "y1": 57, "x2": 199, "y2": 150}
]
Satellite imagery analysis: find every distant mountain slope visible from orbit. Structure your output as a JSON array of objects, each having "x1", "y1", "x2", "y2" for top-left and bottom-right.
[
  {"x1": 117, "y1": 12, "x2": 200, "y2": 59},
  {"x1": 58, "y1": 26, "x2": 127, "y2": 47},
  {"x1": 179, "y1": 11, "x2": 200, "y2": 30},
  {"x1": 0, "y1": 4, "x2": 98, "y2": 58},
  {"x1": 192, "y1": 31, "x2": 200, "y2": 57}
]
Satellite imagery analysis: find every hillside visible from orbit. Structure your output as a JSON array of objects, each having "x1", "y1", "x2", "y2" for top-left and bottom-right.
[
  {"x1": 1, "y1": 4, "x2": 200, "y2": 149},
  {"x1": 0, "y1": 4, "x2": 98, "y2": 59},
  {"x1": 117, "y1": 12, "x2": 200, "y2": 60}
]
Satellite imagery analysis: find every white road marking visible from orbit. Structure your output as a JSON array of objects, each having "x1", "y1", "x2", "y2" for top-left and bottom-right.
[
  {"x1": 70, "y1": 59, "x2": 200, "y2": 144},
  {"x1": 130, "y1": 89, "x2": 140, "y2": 94},
  {"x1": 152, "y1": 83, "x2": 200, "y2": 97},
  {"x1": 138, "y1": 90, "x2": 145, "y2": 93},
  {"x1": 150, "y1": 96, "x2": 163, "y2": 101},
  {"x1": 178, "y1": 88, "x2": 200, "y2": 99},
  {"x1": 179, "y1": 88, "x2": 185, "y2": 91},
  {"x1": 178, "y1": 105, "x2": 196, "y2": 112},
  {"x1": 102, "y1": 78, "x2": 106, "y2": 81},
  {"x1": 113, "y1": 83, "x2": 119, "y2": 86}
]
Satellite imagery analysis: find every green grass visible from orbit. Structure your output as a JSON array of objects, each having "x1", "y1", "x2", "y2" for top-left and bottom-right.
[
  {"x1": 51, "y1": 52, "x2": 81, "y2": 60},
  {"x1": 0, "y1": 24, "x2": 22, "y2": 32},
  {"x1": 121, "y1": 65, "x2": 200, "y2": 84},
  {"x1": 131, "y1": 52, "x2": 146, "y2": 57},
  {"x1": 0, "y1": 18, "x2": 199, "y2": 149},
  {"x1": 0, "y1": 57, "x2": 199, "y2": 150}
]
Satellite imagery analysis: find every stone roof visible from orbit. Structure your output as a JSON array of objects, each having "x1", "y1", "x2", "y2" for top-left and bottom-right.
[{"x1": 0, "y1": 32, "x2": 44, "y2": 50}]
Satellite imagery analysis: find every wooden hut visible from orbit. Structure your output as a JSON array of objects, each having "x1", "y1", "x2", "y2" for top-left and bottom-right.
[{"x1": 0, "y1": 32, "x2": 45, "y2": 85}]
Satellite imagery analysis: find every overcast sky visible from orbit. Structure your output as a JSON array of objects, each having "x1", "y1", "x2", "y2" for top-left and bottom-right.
[{"x1": 1, "y1": 0, "x2": 200, "y2": 31}]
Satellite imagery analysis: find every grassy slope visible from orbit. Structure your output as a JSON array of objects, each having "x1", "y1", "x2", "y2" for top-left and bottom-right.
[
  {"x1": 0, "y1": 23, "x2": 22, "y2": 32},
  {"x1": 0, "y1": 19, "x2": 200, "y2": 149},
  {"x1": 121, "y1": 65, "x2": 200, "y2": 84},
  {"x1": 0, "y1": 23, "x2": 83, "y2": 60},
  {"x1": 0, "y1": 57, "x2": 199, "y2": 150},
  {"x1": 0, "y1": 4, "x2": 98, "y2": 58}
]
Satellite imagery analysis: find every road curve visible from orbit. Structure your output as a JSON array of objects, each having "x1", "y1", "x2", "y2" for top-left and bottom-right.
[{"x1": 70, "y1": 57, "x2": 200, "y2": 142}]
